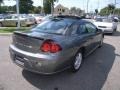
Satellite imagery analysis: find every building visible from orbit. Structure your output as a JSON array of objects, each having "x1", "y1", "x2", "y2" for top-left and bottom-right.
[{"x1": 54, "y1": 4, "x2": 70, "y2": 15}]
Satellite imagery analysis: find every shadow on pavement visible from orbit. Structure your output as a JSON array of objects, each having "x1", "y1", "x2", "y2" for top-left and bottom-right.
[
  {"x1": 22, "y1": 43, "x2": 116, "y2": 90},
  {"x1": 113, "y1": 31, "x2": 120, "y2": 36},
  {"x1": 104, "y1": 31, "x2": 120, "y2": 36}
]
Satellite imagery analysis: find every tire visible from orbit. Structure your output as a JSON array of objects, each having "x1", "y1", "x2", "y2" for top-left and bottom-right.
[
  {"x1": 112, "y1": 28, "x2": 117, "y2": 35},
  {"x1": 0, "y1": 22, "x2": 3, "y2": 27},
  {"x1": 27, "y1": 24, "x2": 30, "y2": 27},
  {"x1": 111, "y1": 31, "x2": 114, "y2": 35},
  {"x1": 16, "y1": 22, "x2": 18, "y2": 27},
  {"x1": 114, "y1": 28, "x2": 117, "y2": 32},
  {"x1": 16, "y1": 22, "x2": 21, "y2": 27},
  {"x1": 71, "y1": 51, "x2": 83, "y2": 72},
  {"x1": 99, "y1": 36, "x2": 103, "y2": 48}
]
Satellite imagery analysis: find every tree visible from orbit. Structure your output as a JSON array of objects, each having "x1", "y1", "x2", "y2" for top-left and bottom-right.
[
  {"x1": 0, "y1": 0, "x2": 3, "y2": 13},
  {"x1": 100, "y1": 7, "x2": 108, "y2": 15},
  {"x1": 70, "y1": 7, "x2": 82, "y2": 16},
  {"x1": 0, "y1": 0, "x2": 3, "y2": 6},
  {"x1": 114, "y1": 8, "x2": 120, "y2": 15},
  {"x1": 43, "y1": 0, "x2": 58, "y2": 14},
  {"x1": 19, "y1": 0, "x2": 33, "y2": 14},
  {"x1": 76, "y1": 8, "x2": 82, "y2": 16},
  {"x1": 108, "y1": 4, "x2": 115, "y2": 14},
  {"x1": 100, "y1": 4, "x2": 116, "y2": 16},
  {"x1": 43, "y1": 0, "x2": 51, "y2": 14},
  {"x1": 70, "y1": 7, "x2": 77, "y2": 15},
  {"x1": 33, "y1": 6, "x2": 42, "y2": 14},
  {"x1": 95, "y1": 9, "x2": 98, "y2": 14}
]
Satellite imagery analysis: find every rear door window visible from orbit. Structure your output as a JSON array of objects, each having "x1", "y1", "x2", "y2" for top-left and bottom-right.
[
  {"x1": 85, "y1": 23, "x2": 97, "y2": 33},
  {"x1": 77, "y1": 24, "x2": 88, "y2": 35},
  {"x1": 70, "y1": 23, "x2": 79, "y2": 35}
]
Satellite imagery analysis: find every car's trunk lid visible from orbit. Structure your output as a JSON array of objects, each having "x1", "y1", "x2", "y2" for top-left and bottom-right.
[
  {"x1": 12, "y1": 31, "x2": 64, "y2": 53},
  {"x1": 13, "y1": 31, "x2": 48, "y2": 53}
]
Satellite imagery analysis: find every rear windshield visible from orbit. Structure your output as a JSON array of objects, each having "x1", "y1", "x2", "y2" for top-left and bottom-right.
[{"x1": 32, "y1": 18, "x2": 75, "y2": 34}]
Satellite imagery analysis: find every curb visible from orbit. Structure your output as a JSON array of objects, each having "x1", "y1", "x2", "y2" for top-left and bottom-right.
[{"x1": 0, "y1": 33, "x2": 12, "y2": 36}]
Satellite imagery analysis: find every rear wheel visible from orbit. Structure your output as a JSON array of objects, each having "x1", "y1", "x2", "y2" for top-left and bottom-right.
[
  {"x1": 71, "y1": 51, "x2": 83, "y2": 72},
  {"x1": 27, "y1": 24, "x2": 30, "y2": 27},
  {"x1": 114, "y1": 28, "x2": 117, "y2": 32}
]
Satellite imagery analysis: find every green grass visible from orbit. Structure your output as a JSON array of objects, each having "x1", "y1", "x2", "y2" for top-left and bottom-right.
[{"x1": 0, "y1": 27, "x2": 31, "y2": 33}]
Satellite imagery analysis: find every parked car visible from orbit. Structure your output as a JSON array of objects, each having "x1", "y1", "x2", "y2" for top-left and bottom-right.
[
  {"x1": 0, "y1": 15, "x2": 36, "y2": 27},
  {"x1": 93, "y1": 17, "x2": 118, "y2": 34},
  {"x1": 41, "y1": 15, "x2": 53, "y2": 21},
  {"x1": 9, "y1": 15, "x2": 104, "y2": 74},
  {"x1": 20, "y1": 15, "x2": 36, "y2": 26},
  {"x1": 33, "y1": 14, "x2": 44, "y2": 24}
]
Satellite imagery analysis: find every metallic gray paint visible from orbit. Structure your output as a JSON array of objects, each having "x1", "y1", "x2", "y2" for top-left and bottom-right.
[{"x1": 9, "y1": 19, "x2": 103, "y2": 74}]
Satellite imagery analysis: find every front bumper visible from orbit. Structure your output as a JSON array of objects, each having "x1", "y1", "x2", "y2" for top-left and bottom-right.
[
  {"x1": 98, "y1": 28, "x2": 114, "y2": 34},
  {"x1": 9, "y1": 45, "x2": 71, "y2": 74}
]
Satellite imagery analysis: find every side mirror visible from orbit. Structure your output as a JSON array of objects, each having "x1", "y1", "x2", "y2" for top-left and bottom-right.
[
  {"x1": 113, "y1": 19, "x2": 118, "y2": 22},
  {"x1": 97, "y1": 28, "x2": 103, "y2": 33}
]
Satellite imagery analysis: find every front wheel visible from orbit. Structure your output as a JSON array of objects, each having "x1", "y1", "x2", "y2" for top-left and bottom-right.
[{"x1": 71, "y1": 51, "x2": 83, "y2": 72}]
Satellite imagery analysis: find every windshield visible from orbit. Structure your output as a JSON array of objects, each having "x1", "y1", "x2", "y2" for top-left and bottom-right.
[
  {"x1": 32, "y1": 19, "x2": 74, "y2": 34},
  {"x1": 95, "y1": 18, "x2": 103, "y2": 22}
]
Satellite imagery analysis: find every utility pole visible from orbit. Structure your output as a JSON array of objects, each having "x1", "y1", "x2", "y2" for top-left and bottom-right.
[
  {"x1": 51, "y1": 1, "x2": 54, "y2": 16},
  {"x1": 87, "y1": 0, "x2": 89, "y2": 13},
  {"x1": 83, "y1": 0, "x2": 85, "y2": 12},
  {"x1": 115, "y1": 0, "x2": 116, "y2": 7},
  {"x1": 97, "y1": 0, "x2": 99, "y2": 9},
  {"x1": 16, "y1": 0, "x2": 20, "y2": 29}
]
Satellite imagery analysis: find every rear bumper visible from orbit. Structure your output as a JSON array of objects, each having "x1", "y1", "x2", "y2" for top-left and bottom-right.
[
  {"x1": 104, "y1": 30, "x2": 113, "y2": 33},
  {"x1": 99, "y1": 28, "x2": 114, "y2": 34},
  {"x1": 9, "y1": 45, "x2": 71, "y2": 74},
  {"x1": 26, "y1": 22, "x2": 35, "y2": 26}
]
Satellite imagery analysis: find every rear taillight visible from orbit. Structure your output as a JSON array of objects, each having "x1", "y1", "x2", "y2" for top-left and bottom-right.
[{"x1": 40, "y1": 40, "x2": 62, "y2": 53}]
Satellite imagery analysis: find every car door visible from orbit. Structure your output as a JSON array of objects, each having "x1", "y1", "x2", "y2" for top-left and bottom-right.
[
  {"x1": 68, "y1": 22, "x2": 95, "y2": 56},
  {"x1": 75, "y1": 22, "x2": 95, "y2": 56},
  {"x1": 3, "y1": 16, "x2": 16, "y2": 26},
  {"x1": 3, "y1": 16, "x2": 12, "y2": 26},
  {"x1": 85, "y1": 22, "x2": 101, "y2": 52}
]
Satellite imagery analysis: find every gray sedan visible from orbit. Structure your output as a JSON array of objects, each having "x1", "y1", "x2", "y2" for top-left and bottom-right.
[{"x1": 9, "y1": 15, "x2": 104, "y2": 74}]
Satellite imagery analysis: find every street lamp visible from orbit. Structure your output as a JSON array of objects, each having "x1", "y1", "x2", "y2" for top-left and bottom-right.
[{"x1": 16, "y1": 0, "x2": 20, "y2": 29}]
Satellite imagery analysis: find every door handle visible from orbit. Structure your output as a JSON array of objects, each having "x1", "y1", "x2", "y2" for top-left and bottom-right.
[{"x1": 90, "y1": 37, "x2": 93, "y2": 39}]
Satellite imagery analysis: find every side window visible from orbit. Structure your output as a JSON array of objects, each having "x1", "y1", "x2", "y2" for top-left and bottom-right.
[
  {"x1": 69, "y1": 23, "x2": 79, "y2": 35},
  {"x1": 77, "y1": 24, "x2": 88, "y2": 35},
  {"x1": 85, "y1": 23, "x2": 97, "y2": 33},
  {"x1": 5, "y1": 16, "x2": 12, "y2": 19}
]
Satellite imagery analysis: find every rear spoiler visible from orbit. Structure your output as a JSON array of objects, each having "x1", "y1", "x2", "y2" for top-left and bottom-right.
[{"x1": 13, "y1": 31, "x2": 44, "y2": 40}]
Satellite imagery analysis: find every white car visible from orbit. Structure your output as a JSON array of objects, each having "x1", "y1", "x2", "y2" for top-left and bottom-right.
[
  {"x1": 93, "y1": 17, "x2": 118, "y2": 34},
  {"x1": 33, "y1": 14, "x2": 43, "y2": 24}
]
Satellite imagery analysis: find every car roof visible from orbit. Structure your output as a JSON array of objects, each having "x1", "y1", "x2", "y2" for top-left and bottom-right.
[
  {"x1": 52, "y1": 15, "x2": 88, "y2": 23},
  {"x1": 54, "y1": 15, "x2": 82, "y2": 20}
]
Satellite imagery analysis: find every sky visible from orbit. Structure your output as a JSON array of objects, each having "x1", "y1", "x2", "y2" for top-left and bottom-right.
[{"x1": 3, "y1": 0, "x2": 120, "y2": 12}]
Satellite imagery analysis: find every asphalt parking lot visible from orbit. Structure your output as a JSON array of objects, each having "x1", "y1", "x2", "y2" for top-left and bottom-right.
[{"x1": 0, "y1": 25, "x2": 120, "y2": 90}]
